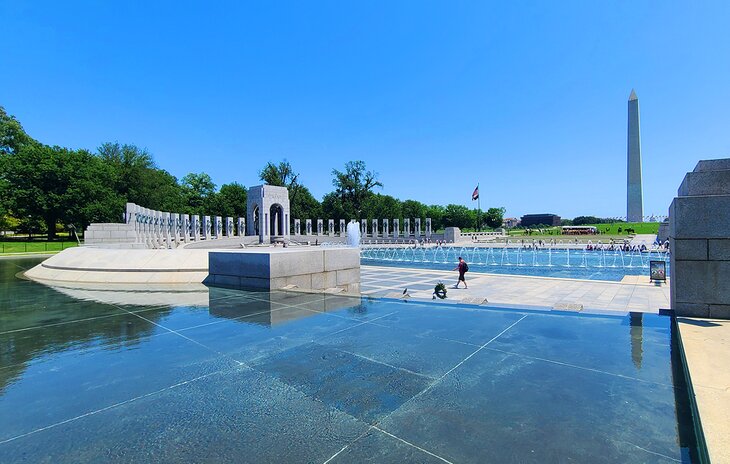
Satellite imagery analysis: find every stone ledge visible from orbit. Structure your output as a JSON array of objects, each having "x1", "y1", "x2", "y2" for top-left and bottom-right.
[
  {"x1": 670, "y1": 195, "x2": 730, "y2": 239},
  {"x1": 678, "y1": 169, "x2": 730, "y2": 196},
  {"x1": 207, "y1": 247, "x2": 360, "y2": 293}
]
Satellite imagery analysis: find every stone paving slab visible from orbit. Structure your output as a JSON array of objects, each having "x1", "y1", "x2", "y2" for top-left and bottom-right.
[
  {"x1": 362, "y1": 265, "x2": 670, "y2": 314},
  {"x1": 677, "y1": 318, "x2": 730, "y2": 464}
]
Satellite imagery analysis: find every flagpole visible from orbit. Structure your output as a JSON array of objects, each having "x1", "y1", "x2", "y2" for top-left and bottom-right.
[{"x1": 477, "y1": 183, "x2": 481, "y2": 232}]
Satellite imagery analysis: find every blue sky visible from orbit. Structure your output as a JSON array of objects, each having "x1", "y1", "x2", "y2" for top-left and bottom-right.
[{"x1": 2, "y1": 1, "x2": 729, "y2": 219}]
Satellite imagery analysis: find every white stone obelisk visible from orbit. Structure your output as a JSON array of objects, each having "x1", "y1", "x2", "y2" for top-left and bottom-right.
[{"x1": 627, "y1": 89, "x2": 644, "y2": 222}]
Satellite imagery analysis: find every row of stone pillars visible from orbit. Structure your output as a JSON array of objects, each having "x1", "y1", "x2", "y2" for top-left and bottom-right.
[
  {"x1": 125, "y1": 203, "x2": 244, "y2": 248},
  {"x1": 292, "y1": 218, "x2": 433, "y2": 237}
]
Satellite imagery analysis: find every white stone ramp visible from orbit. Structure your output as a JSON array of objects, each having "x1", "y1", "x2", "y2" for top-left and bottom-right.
[
  {"x1": 629, "y1": 234, "x2": 657, "y2": 248},
  {"x1": 24, "y1": 247, "x2": 209, "y2": 284}
]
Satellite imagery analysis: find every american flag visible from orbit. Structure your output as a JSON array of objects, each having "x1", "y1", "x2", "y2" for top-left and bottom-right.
[{"x1": 472, "y1": 185, "x2": 479, "y2": 201}]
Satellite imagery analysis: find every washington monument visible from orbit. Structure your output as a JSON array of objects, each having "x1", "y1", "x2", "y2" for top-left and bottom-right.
[{"x1": 627, "y1": 89, "x2": 643, "y2": 222}]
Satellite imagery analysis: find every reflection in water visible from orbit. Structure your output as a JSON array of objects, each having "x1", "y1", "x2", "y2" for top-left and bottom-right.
[
  {"x1": 45, "y1": 282, "x2": 210, "y2": 307},
  {"x1": 0, "y1": 306, "x2": 172, "y2": 395},
  {"x1": 208, "y1": 287, "x2": 363, "y2": 327},
  {"x1": 629, "y1": 312, "x2": 643, "y2": 369},
  {"x1": 1, "y1": 260, "x2": 181, "y2": 395}
]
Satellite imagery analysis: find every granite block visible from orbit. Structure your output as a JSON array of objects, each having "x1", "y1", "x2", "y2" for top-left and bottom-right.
[
  {"x1": 673, "y1": 302, "x2": 711, "y2": 318},
  {"x1": 694, "y1": 159, "x2": 730, "y2": 172},
  {"x1": 709, "y1": 240, "x2": 730, "y2": 261},
  {"x1": 674, "y1": 261, "x2": 730, "y2": 304},
  {"x1": 323, "y1": 248, "x2": 360, "y2": 272},
  {"x1": 336, "y1": 268, "x2": 360, "y2": 286},
  {"x1": 670, "y1": 196, "x2": 730, "y2": 239},
  {"x1": 671, "y1": 239, "x2": 708, "y2": 261},
  {"x1": 678, "y1": 170, "x2": 730, "y2": 196},
  {"x1": 709, "y1": 305, "x2": 730, "y2": 319},
  {"x1": 270, "y1": 250, "x2": 324, "y2": 277},
  {"x1": 312, "y1": 271, "x2": 337, "y2": 289}
]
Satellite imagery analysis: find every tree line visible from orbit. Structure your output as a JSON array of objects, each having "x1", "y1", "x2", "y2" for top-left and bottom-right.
[{"x1": 0, "y1": 106, "x2": 504, "y2": 238}]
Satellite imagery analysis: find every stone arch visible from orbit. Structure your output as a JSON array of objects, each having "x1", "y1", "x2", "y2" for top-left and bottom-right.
[
  {"x1": 251, "y1": 204, "x2": 260, "y2": 236},
  {"x1": 246, "y1": 185, "x2": 290, "y2": 243},
  {"x1": 270, "y1": 203, "x2": 285, "y2": 237}
]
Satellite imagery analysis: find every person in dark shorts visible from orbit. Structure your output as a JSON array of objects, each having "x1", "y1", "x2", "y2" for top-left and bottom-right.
[{"x1": 453, "y1": 256, "x2": 468, "y2": 289}]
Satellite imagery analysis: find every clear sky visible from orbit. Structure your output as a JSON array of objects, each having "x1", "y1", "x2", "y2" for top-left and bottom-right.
[{"x1": 2, "y1": 1, "x2": 729, "y2": 220}]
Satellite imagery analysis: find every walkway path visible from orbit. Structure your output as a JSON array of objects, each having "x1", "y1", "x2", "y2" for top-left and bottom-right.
[
  {"x1": 677, "y1": 318, "x2": 730, "y2": 464},
  {"x1": 361, "y1": 265, "x2": 670, "y2": 313}
]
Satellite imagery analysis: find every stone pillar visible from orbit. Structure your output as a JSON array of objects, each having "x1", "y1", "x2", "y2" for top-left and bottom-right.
[
  {"x1": 181, "y1": 214, "x2": 189, "y2": 243},
  {"x1": 372, "y1": 219, "x2": 378, "y2": 237},
  {"x1": 294, "y1": 219, "x2": 301, "y2": 235},
  {"x1": 360, "y1": 219, "x2": 368, "y2": 237},
  {"x1": 328, "y1": 219, "x2": 335, "y2": 236},
  {"x1": 130, "y1": 205, "x2": 141, "y2": 242},
  {"x1": 213, "y1": 216, "x2": 222, "y2": 238},
  {"x1": 225, "y1": 217, "x2": 233, "y2": 237},
  {"x1": 415, "y1": 218, "x2": 422, "y2": 237},
  {"x1": 257, "y1": 208, "x2": 264, "y2": 242},
  {"x1": 383, "y1": 219, "x2": 389, "y2": 237},
  {"x1": 237, "y1": 217, "x2": 245, "y2": 237},
  {"x1": 393, "y1": 219, "x2": 400, "y2": 238},
  {"x1": 404, "y1": 218, "x2": 411, "y2": 237},
  {"x1": 670, "y1": 158, "x2": 730, "y2": 318},
  {"x1": 426, "y1": 218, "x2": 432, "y2": 238},
  {"x1": 163, "y1": 212, "x2": 171, "y2": 248},
  {"x1": 306, "y1": 219, "x2": 312, "y2": 236},
  {"x1": 173, "y1": 213, "x2": 181, "y2": 245},
  {"x1": 317, "y1": 219, "x2": 324, "y2": 235},
  {"x1": 190, "y1": 215, "x2": 199, "y2": 241},
  {"x1": 202, "y1": 216, "x2": 211, "y2": 240},
  {"x1": 339, "y1": 219, "x2": 346, "y2": 236},
  {"x1": 445, "y1": 227, "x2": 461, "y2": 243},
  {"x1": 145, "y1": 209, "x2": 155, "y2": 248},
  {"x1": 155, "y1": 211, "x2": 164, "y2": 247}
]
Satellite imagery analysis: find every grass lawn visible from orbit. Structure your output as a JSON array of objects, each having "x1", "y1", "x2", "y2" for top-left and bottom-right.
[
  {"x1": 504, "y1": 222, "x2": 660, "y2": 242},
  {"x1": 586, "y1": 222, "x2": 660, "y2": 234},
  {"x1": 0, "y1": 241, "x2": 79, "y2": 254}
]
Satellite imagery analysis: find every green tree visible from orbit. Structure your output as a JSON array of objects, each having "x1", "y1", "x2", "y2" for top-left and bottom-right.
[
  {"x1": 401, "y1": 199, "x2": 427, "y2": 222},
  {"x1": 3, "y1": 144, "x2": 121, "y2": 237},
  {"x1": 362, "y1": 194, "x2": 402, "y2": 221},
  {"x1": 425, "y1": 204, "x2": 446, "y2": 231},
  {"x1": 331, "y1": 160, "x2": 382, "y2": 218},
  {"x1": 573, "y1": 216, "x2": 602, "y2": 225},
  {"x1": 321, "y1": 192, "x2": 348, "y2": 221},
  {"x1": 180, "y1": 172, "x2": 216, "y2": 214},
  {"x1": 443, "y1": 204, "x2": 474, "y2": 229},
  {"x1": 97, "y1": 142, "x2": 185, "y2": 211},
  {"x1": 0, "y1": 106, "x2": 36, "y2": 155},
  {"x1": 483, "y1": 207, "x2": 506, "y2": 229},
  {"x1": 290, "y1": 186, "x2": 322, "y2": 220},
  {"x1": 259, "y1": 160, "x2": 298, "y2": 187},
  {"x1": 259, "y1": 160, "x2": 321, "y2": 220},
  {"x1": 207, "y1": 182, "x2": 247, "y2": 218}
]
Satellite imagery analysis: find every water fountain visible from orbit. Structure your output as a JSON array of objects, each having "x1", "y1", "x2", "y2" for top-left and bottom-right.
[
  {"x1": 346, "y1": 221, "x2": 361, "y2": 247},
  {"x1": 358, "y1": 243, "x2": 671, "y2": 281}
]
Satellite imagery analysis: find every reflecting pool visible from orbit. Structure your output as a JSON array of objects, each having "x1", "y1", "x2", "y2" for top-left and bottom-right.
[{"x1": 0, "y1": 258, "x2": 698, "y2": 463}]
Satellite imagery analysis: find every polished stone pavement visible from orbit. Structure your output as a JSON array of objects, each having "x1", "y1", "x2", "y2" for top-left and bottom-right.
[
  {"x1": 0, "y1": 257, "x2": 697, "y2": 463},
  {"x1": 362, "y1": 265, "x2": 670, "y2": 314}
]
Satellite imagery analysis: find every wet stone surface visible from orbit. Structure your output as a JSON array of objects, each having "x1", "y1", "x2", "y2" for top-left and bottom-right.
[{"x1": 0, "y1": 258, "x2": 700, "y2": 463}]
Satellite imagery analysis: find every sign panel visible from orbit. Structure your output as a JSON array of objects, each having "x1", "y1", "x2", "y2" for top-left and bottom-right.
[{"x1": 650, "y1": 260, "x2": 666, "y2": 282}]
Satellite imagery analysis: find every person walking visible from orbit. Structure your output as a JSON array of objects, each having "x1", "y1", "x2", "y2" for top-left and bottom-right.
[{"x1": 453, "y1": 256, "x2": 468, "y2": 289}]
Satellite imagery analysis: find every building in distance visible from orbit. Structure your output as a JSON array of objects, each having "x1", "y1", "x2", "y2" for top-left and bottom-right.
[{"x1": 520, "y1": 214, "x2": 561, "y2": 227}]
